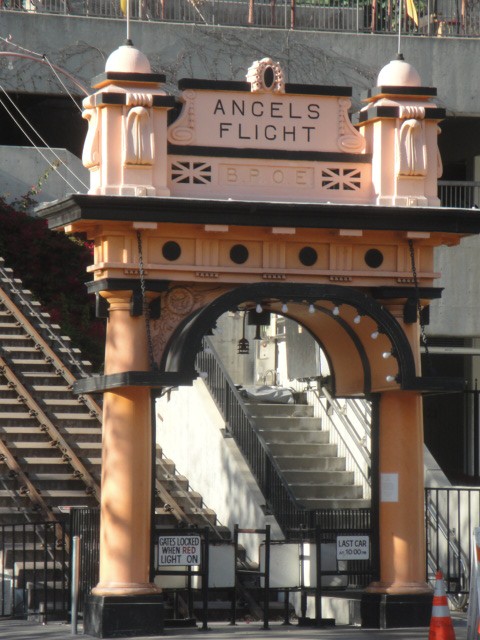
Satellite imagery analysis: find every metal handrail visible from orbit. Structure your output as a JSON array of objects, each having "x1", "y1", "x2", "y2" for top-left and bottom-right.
[
  {"x1": 197, "y1": 339, "x2": 304, "y2": 508},
  {"x1": 0, "y1": 260, "x2": 92, "y2": 380},
  {"x1": 317, "y1": 386, "x2": 371, "y2": 466}
]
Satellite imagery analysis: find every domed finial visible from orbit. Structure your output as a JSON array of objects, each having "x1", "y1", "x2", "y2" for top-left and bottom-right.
[
  {"x1": 377, "y1": 56, "x2": 421, "y2": 87},
  {"x1": 105, "y1": 44, "x2": 152, "y2": 74}
]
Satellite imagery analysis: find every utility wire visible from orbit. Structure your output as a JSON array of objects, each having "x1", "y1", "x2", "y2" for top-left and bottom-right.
[
  {"x1": 0, "y1": 84, "x2": 89, "y2": 191},
  {"x1": 0, "y1": 95, "x2": 84, "y2": 194},
  {"x1": 42, "y1": 54, "x2": 83, "y2": 114}
]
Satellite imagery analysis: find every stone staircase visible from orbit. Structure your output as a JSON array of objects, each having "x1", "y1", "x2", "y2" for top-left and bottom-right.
[
  {"x1": 0, "y1": 257, "x2": 229, "y2": 533},
  {"x1": 245, "y1": 401, "x2": 369, "y2": 509},
  {"x1": 0, "y1": 257, "x2": 231, "y2": 618}
]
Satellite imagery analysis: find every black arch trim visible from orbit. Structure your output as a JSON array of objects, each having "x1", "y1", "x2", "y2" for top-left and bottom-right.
[
  {"x1": 315, "y1": 305, "x2": 372, "y2": 395},
  {"x1": 162, "y1": 282, "x2": 415, "y2": 390}
]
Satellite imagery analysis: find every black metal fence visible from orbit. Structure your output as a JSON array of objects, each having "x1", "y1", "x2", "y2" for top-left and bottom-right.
[
  {"x1": 70, "y1": 507, "x2": 100, "y2": 615},
  {"x1": 0, "y1": 520, "x2": 69, "y2": 620},
  {"x1": 3, "y1": 0, "x2": 480, "y2": 38},
  {"x1": 425, "y1": 487, "x2": 478, "y2": 607}
]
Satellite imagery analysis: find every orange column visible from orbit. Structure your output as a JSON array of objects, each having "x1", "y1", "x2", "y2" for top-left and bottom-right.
[
  {"x1": 367, "y1": 390, "x2": 431, "y2": 594},
  {"x1": 92, "y1": 292, "x2": 159, "y2": 596}
]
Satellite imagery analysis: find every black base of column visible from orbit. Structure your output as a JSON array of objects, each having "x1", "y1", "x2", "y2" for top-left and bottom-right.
[
  {"x1": 361, "y1": 592, "x2": 433, "y2": 628},
  {"x1": 84, "y1": 594, "x2": 164, "y2": 638}
]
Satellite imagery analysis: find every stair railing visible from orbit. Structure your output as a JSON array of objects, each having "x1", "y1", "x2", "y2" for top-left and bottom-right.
[
  {"x1": 197, "y1": 338, "x2": 313, "y2": 534},
  {"x1": 0, "y1": 258, "x2": 91, "y2": 380},
  {"x1": 289, "y1": 378, "x2": 371, "y2": 499}
]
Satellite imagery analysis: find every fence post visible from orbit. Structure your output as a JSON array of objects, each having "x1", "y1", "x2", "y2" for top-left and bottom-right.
[
  {"x1": 230, "y1": 524, "x2": 238, "y2": 625},
  {"x1": 71, "y1": 536, "x2": 81, "y2": 635},
  {"x1": 201, "y1": 527, "x2": 209, "y2": 631},
  {"x1": 263, "y1": 524, "x2": 270, "y2": 630}
]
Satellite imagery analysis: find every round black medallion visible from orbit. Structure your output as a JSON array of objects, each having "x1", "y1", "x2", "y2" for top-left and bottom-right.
[
  {"x1": 162, "y1": 241, "x2": 181, "y2": 261},
  {"x1": 230, "y1": 244, "x2": 249, "y2": 264},
  {"x1": 299, "y1": 246, "x2": 318, "y2": 267},
  {"x1": 364, "y1": 248, "x2": 384, "y2": 269}
]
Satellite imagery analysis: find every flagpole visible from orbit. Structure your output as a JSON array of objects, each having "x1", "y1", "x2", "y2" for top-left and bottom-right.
[
  {"x1": 127, "y1": 0, "x2": 131, "y2": 43},
  {"x1": 398, "y1": 0, "x2": 402, "y2": 56}
]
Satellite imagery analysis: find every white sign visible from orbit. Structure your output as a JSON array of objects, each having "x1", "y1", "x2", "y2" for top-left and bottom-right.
[
  {"x1": 336, "y1": 536, "x2": 370, "y2": 560},
  {"x1": 158, "y1": 535, "x2": 201, "y2": 567},
  {"x1": 381, "y1": 472, "x2": 399, "y2": 502}
]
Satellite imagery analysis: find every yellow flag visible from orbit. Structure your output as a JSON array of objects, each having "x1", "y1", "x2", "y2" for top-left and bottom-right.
[
  {"x1": 405, "y1": 0, "x2": 418, "y2": 25},
  {"x1": 120, "y1": 0, "x2": 127, "y2": 15}
]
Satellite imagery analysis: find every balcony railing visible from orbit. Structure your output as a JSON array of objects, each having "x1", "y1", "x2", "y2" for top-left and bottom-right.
[
  {"x1": 438, "y1": 181, "x2": 480, "y2": 209},
  {"x1": 3, "y1": 0, "x2": 480, "y2": 37}
]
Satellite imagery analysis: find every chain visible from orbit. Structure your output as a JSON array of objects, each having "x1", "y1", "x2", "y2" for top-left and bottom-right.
[
  {"x1": 408, "y1": 239, "x2": 431, "y2": 365},
  {"x1": 137, "y1": 231, "x2": 157, "y2": 371}
]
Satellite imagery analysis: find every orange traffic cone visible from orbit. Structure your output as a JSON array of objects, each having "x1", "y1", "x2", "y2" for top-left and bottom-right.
[{"x1": 429, "y1": 571, "x2": 456, "y2": 640}]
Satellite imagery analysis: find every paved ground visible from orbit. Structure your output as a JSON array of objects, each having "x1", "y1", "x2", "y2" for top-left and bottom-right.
[{"x1": 0, "y1": 614, "x2": 469, "y2": 639}]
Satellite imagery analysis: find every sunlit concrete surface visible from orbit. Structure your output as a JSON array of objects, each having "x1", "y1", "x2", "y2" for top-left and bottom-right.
[{"x1": 0, "y1": 615, "x2": 468, "y2": 639}]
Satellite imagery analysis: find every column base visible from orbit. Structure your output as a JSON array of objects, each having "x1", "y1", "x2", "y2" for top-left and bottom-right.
[
  {"x1": 84, "y1": 594, "x2": 164, "y2": 638},
  {"x1": 360, "y1": 592, "x2": 433, "y2": 629}
]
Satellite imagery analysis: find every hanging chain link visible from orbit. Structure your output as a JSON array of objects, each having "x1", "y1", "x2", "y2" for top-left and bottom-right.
[
  {"x1": 137, "y1": 231, "x2": 157, "y2": 371},
  {"x1": 408, "y1": 239, "x2": 431, "y2": 363}
]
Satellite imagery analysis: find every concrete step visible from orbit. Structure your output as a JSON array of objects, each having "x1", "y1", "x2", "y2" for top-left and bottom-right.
[
  {"x1": 282, "y1": 469, "x2": 355, "y2": 484},
  {"x1": 260, "y1": 431, "x2": 334, "y2": 447},
  {"x1": 268, "y1": 443, "x2": 341, "y2": 460},
  {"x1": 253, "y1": 416, "x2": 321, "y2": 430},
  {"x1": 299, "y1": 498, "x2": 371, "y2": 509},
  {"x1": 277, "y1": 458, "x2": 352, "y2": 474},
  {"x1": 289, "y1": 484, "x2": 363, "y2": 499},
  {"x1": 245, "y1": 403, "x2": 314, "y2": 417}
]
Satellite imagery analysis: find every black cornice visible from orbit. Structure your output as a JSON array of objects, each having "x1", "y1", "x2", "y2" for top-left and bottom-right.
[
  {"x1": 358, "y1": 106, "x2": 445, "y2": 124},
  {"x1": 37, "y1": 195, "x2": 480, "y2": 236},
  {"x1": 86, "y1": 279, "x2": 169, "y2": 294},
  {"x1": 177, "y1": 78, "x2": 352, "y2": 96}
]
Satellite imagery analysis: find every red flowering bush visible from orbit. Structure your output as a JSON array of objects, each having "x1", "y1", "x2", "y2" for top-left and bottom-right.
[{"x1": 0, "y1": 197, "x2": 105, "y2": 370}]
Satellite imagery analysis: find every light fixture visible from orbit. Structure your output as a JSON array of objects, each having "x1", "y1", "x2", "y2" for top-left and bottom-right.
[
  {"x1": 386, "y1": 375, "x2": 396, "y2": 383},
  {"x1": 332, "y1": 306, "x2": 340, "y2": 316},
  {"x1": 237, "y1": 312, "x2": 249, "y2": 355},
  {"x1": 371, "y1": 330, "x2": 379, "y2": 340},
  {"x1": 308, "y1": 303, "x2": 315, "y2": 314},
  {"x1": 281, "y1": 302, "x2": 288, "y2": 313},
  {"x1": 382, "y1": 351, "x2": 392, "y2": 359},
  {"x1": 256, "y1": 303, "x2": 263, "y2": 313},
  {"x1": 254, "y1": 325, "x2": 262, "y2": 341},
  {"x1": 353, "y1": 314, "x2": 362, "y2": 324}
]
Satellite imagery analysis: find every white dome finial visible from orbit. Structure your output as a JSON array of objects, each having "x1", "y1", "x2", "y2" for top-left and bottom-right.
[
  {"x1": 105, "y1": 43, "x2": 152, "y2": 74},
  {"x1": 377, "y1": 54, "x2": 422, "y2": 87}
]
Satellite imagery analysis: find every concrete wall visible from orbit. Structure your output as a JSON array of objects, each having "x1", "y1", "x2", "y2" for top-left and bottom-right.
[
  {"x1": 0, "y1": 145, "x2": 87, "y2": 207},
  {"x1": 2, "y1": 13, "x2": 480, "y2": 116},
  {"x1": 155, "y1": 380, "x2": 283, "y2": 561},
  {"x1": 429, "y1": 237, "x2": 480, "y2": 336}
]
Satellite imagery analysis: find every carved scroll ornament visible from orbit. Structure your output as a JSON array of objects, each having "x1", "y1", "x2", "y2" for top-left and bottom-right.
[
  {"x1": 396, "y1": 107, "x2": 427, "y2": 177},
  {"x1": 167, "y1": 89, "x2": 196, "y2": 145},
  {"x1": 124, "y1": 106, "x2": 154, "y2": 166},
  {"x1": 82, "y1": 108, "x2": 100, "y2": 169},
  {"x1": 337, "y1": 98, "x2": 365, "y2": 154}
]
